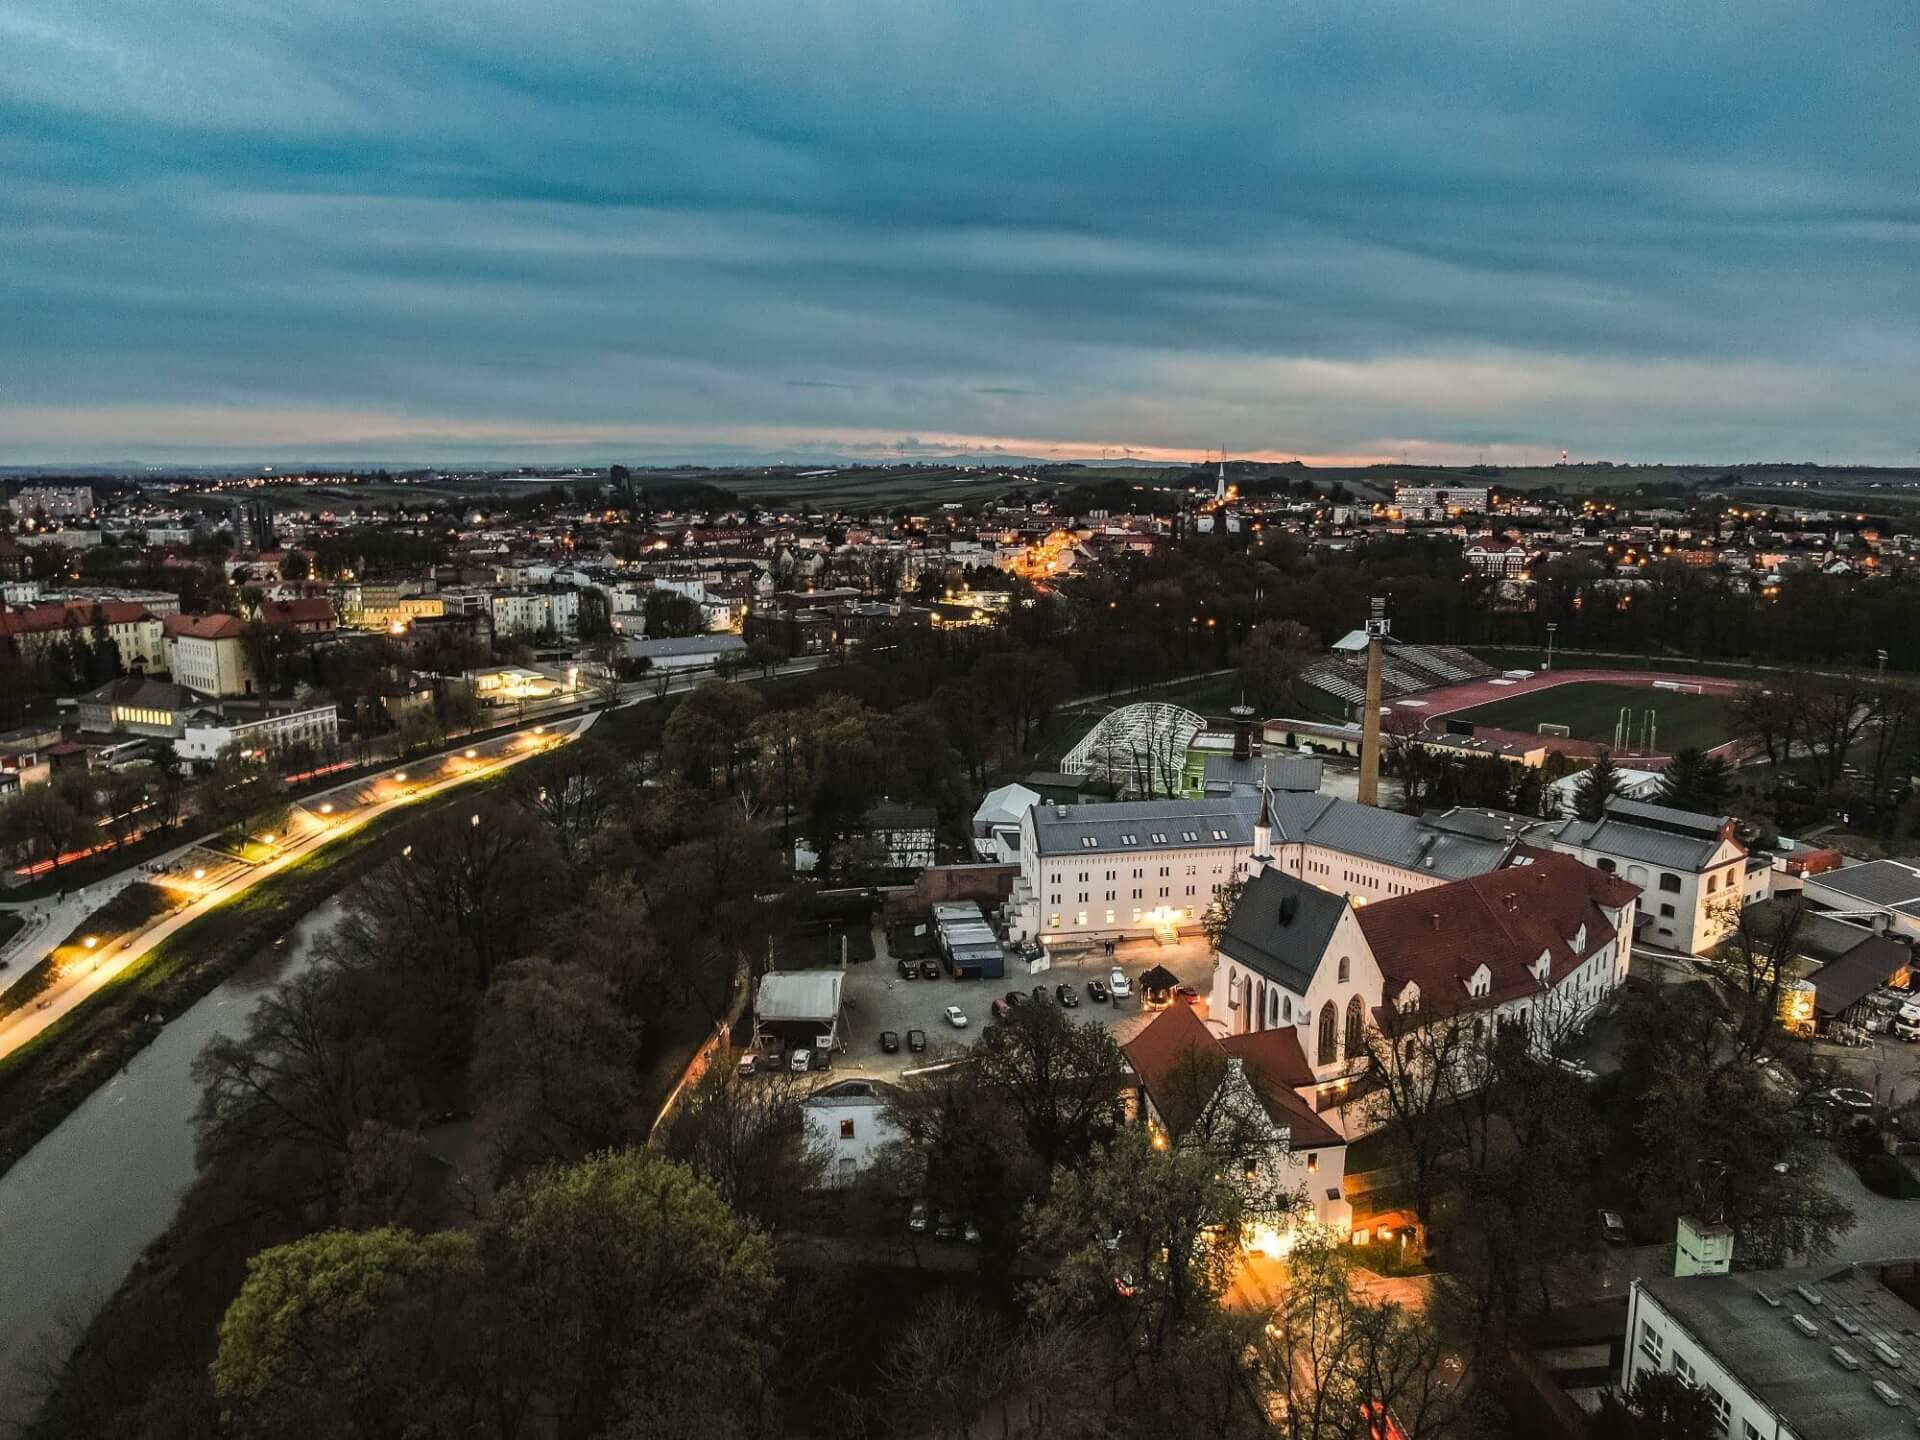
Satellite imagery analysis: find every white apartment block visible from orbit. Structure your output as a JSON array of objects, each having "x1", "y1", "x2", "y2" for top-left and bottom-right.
[{"x1": 178, "y1": 705, "x2": 340, "y2": 763}]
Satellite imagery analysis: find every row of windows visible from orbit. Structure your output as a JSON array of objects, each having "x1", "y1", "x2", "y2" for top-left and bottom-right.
[
  {"x1": 1636, "y1": 1322, "x2": 1738, "y2": 1435},
  {"x1": 1048, "y1": 906, "x2": 1196, "y2": 928}
]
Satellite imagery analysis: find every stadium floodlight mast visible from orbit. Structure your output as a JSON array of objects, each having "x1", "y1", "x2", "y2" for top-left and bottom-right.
[
  {"x1": 1545, "y1": 622, "x2": 1558, "y2": 672},
  {"x1": 1879, "y1": 649, "x2": 1889, "y2": 679}
]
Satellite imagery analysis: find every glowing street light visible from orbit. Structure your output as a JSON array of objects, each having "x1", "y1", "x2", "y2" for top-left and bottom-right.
[
  {"x1": 193, "y1": 867, "x2": 206, "y2": 881},
  {"x1": 318, "y1": 802, "x2": 334, "y2": 815},
  {"x1": 470, "y1": 813, "x2": 481, "y2": 828},
  {"x1": 83, "y1": 936, "x2": 97, "y2": 950},
  {"x1": 394, "y1": 772, "x2": 409, "y2": 783},
  {"x1": 465, "y1": 749, "x2": 478, "y2": 760}
]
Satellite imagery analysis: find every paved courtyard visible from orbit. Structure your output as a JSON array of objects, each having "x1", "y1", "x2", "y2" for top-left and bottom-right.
[{"x1": 826, "y1": 929, "x2": 1218, "y2": 1084}]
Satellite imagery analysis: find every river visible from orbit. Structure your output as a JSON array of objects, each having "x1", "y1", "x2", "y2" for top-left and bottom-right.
[{"x1": 0, "y1": 898, "x2": 343, "y2": 1433}]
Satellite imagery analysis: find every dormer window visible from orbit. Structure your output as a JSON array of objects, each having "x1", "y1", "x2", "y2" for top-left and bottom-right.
[
  {"x1": 1397, "y1": 981, "x2": 1421, "y2": 1013},
  {"x1": 1467, "y1": 964, "x2": 1491, "y2": 998},
  {"x1": 1532, "y1": 949, "x2": 1552, "y2": 982},
  {"x1": 1573, "y1": 923, "x2": 1586, "y2": 952}
]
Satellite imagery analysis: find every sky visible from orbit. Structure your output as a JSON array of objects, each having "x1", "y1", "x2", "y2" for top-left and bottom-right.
[{"x1": 3, "y1": 0, "x2": 1917, "y2": 467}]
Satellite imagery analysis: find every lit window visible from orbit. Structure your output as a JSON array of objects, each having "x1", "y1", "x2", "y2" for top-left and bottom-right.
[{"x1": 839, "y1": 1119, "x2": 855, "y2": 1140}]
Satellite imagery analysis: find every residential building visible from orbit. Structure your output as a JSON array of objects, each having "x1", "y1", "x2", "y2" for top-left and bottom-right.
[
  {"x1": 803, "y1": 1079, "x2": 902, "y2": 1188},
  {"x1": 253, "y1": 595, "x2": 337, "y2": 636},
  {"x1": 490, "y1": 587, "x2": 579, "y2": 638},
  {"x1": 1392, "y1": 485, "x2": 1488, "y2": 520},
  {"x1": 0, "y1": 534, "x2": 29, "y2": 582},
  {"x1": 75, "y1": 676, "x2": 213, "y2": 739},
  {"x1": 1624, "y1": 1261, "x2": 1920, "y2": 1440},
  {"x1": 8, "y1": 485, "x2": 93, "y2": 520},
  {"x1": 0, "y1": 601, "x2": 166, "y2": 672},
  {"x1": 177, "y1": 705, "x2": 340, "y2": 763},
  {"x1": 1462, "y1": 537, "x2": 1531, "y2": 577},
  {"x1": 853, "y1": 802, "x2": 938, "y2": 869},
  {"x1": 1541, "y1": 797, "x2": 1747, "y2": 954},
  {"x1": 162, "y1": 613, "x2": 259, "y2": 697},
  {"x1": 1123, "y1": 1002, "x2": 1350, "y2": 1242}
]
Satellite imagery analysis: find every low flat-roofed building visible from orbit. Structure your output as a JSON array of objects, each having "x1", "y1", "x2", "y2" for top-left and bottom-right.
[
  {"x1": 75, "y1": 676, "x2": 212, "y2": 739},
  {"x1": 622, "y1": 633, "x2": 748, "y2": 672},
  {"x1": 1804, "y1": 858, "x2": 1920, "y2": 943},
  {"x1": 752, "y1": 971, "x2": 845, "y2": 1054},
  {"x1": 1627, "y1": 1260, "x2": 1920, "y2": 1439}
]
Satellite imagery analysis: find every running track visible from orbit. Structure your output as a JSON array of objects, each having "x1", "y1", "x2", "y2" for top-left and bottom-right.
[{"x1": 1397, "y1": 668, "x2": 1746, "y2": 764}]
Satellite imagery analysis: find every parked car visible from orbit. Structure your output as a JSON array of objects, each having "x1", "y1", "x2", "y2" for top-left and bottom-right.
[
  {"x1": 1032, "y1": 984, "x2": 1050, "y2": 1004},
  {"x1": 1174, "y1": 986, "x2": 1200, "y2": 1006},
  {"x1": 906, "y1": 1028, "x2": 927, "y2": 1052},
  {"x1": 1109, "y1": 969, "x2": 1132, "y2": 998},
  {"x1": 934, "y1": 1210, "x2": 959, "y2": 1241},
  {"x1": 810, "y1": 1048, "x2": 830, "y2": 1072},
  {"x1": 919, "y1": 958, "x2": 941, "y2": 980},
  {"x1": 944, "y1": 1005, "x2": 969, "y2": 1029},
  {"x1": 1019, "y1": 940, "x2": 1043, "y2": 961},
  {"x1": 1087, "y1": 979, "x2": 1110, "y2": 1003},
  {"x1": 737, "y1": 1054, "x2": 757, "y2": 1078},
  {"x1": 1598, "y1": 1208, "x2": 1629, "y2": 1245},
  {"x1": 991, "y1": 998, "x2": 1010, "y2": 1020},
  {"x1": 879, "y1": 1030, "x2": 901, "y2": 1054},
  {"x1": 898, "y1": 956, "x2": 917, "y2": 980},
  {"x1": 1055, "y1": 983, "x2": 1080, "y2": 1008},
  {"x1": 908, "y1": 1199, "x2": 929, "y2": 1233},
  {"x1": 963, "y1": 1220, "x2": 982, "y2": 1244},
  {"x1": 1004, "y1": 990, "x2": 1025, "y2": 1007},
  {"x1": 1895, "y1": 1017, "x2": 1920, "y2": 1042},
  {"x1": 789, "y1": 1048, "x2": 811, "y2": 1073}
]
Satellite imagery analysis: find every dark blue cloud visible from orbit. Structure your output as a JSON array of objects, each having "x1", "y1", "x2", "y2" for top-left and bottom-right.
[{"x1": 0, "y1": 0, "x2": 1916, "y2": 462}]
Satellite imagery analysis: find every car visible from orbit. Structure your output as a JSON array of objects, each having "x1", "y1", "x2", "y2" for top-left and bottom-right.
[
  {"x1": 1174, "y1": 986, "x2": 1200, "y2": 1006},
  {"x1": 1553, "y1": 1055, "x2": 1599, "y2": 1083},
  {"x1": 907, "y1": 1028, "x2": 927, "y2": 1052},
  {"x1": 920, "y1": 959, "x2": 941, "y2": 980},
  {"x1": 908, "y1": 1199, "x2": 929, "y2": 1233},
  {"x1": 963, "y1": 1220, "x2": 982, "y2": 1244},
  {"x1": 1895, "y1": 1017, "x2": 1920, "y2": 1042},
  {"x1": 990, "y1": 998, "x2": 1009, "y2": 1020},
  {"x1": 1598, "y1": 1208, "x2": 1629, "y2": 1245},
  {"x1": 789, "y1": 1048, "x2": 811, "y2": 1073},
  {"x1": 879, "y1": 1030, "x2": 901, "y2": 1054},
  {"x1": 737, "y1": 1054, "x2": 757, "y2": 1078},
  {"x1": 1004, "y1": 989, "x2": 1025, "y2": 1007},
  {"x1": 1087, "y1": 979, "x2": 1110, "y2": 1002},
  {"x1": 810, "y1": 1048, "x2": 831, "y2": 1072},
  {"x1": 898, "y1": 956, "x2": 917, "y2": 980},
  {"x1": 934, "y1": 1210, "x2": 959, "y2": 1241},
  {"x1": 1826, "y1": 1086, "x2": 1876, "y2": 1112},
  {"x1": 1032, "y1": 984, "x2": 1050, "y2": 1004},
  {"x1": 1108, "y1": 969, "x2": 1132, "y2": 998},
  {"x1": 1019, "y1": 940, "x2": 1043, "y2": 961},
  {"x1": 944, "y1": 1005, "x2": 969, "y2": 1029},
  {"x1": 1055, "y1": 983, "x2": 1080, "y2": 1008}
]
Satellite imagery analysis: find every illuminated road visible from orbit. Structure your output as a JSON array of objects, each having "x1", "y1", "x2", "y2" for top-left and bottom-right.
[{"x1": 0, "y1": 714, "x2": 593, "y2": 1061}]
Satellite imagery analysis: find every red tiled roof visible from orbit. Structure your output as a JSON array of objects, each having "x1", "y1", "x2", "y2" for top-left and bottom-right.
[
  {"x1": 0, "y1": 601, "x2": 156, "y2": 637},
  {"x1": 1125, "y1": 1005, "x2": 1343, "y2": 1150},
  {"x1": 256, "y1": 597, "x2": 334, "y2": 626},
  {"x1": 1354, "y1": 851, "x2": 1638, "y2": 1012},
  {"x1": 162, "y1": 612, "x2": 248, "y2": 640}
]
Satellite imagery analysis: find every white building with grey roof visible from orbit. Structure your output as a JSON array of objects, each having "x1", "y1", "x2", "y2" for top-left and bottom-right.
[
  {"x1": 1626, "y1": 1260, "x2": 1920, "y2": 1439},
  {"x1": 1802, "y1": 858, "x2": 1920, "y2": 944},
  {"x1": 1006, "y1": 781, "x2": 1528, "y2": 945},
  {"x1": 1542, "y1": 797, "x2": 1747, "y2": 955}
]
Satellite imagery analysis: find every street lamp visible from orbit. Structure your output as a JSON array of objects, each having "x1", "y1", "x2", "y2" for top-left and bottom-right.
[
  {"x1": 83, "y1": 936, "x2": 97, "y2": 950},
  {"x1": 1878, "y1": 649, "x2": 1889, "y2": 679},
  {"x1": 465, "y1": 749, "x2": 478, "y2": 760},
  {"x1": 1545, "y1": 622, "x2": 1558, "y2": 672}
]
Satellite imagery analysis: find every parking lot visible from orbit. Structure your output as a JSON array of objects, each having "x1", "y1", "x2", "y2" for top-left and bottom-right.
[{"x1": 829, "y1": 930, "x2": 1218, "y2": 1083}]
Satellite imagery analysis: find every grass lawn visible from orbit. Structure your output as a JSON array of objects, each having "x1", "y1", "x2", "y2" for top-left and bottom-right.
[{"x1": 1452, "y1": 681, "x2": 1735, "y2": 753}]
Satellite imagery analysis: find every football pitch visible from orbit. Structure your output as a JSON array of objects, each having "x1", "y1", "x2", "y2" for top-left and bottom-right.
[{"x1": 1448, "y1": 681, "x2": 1734, "y2": 754}]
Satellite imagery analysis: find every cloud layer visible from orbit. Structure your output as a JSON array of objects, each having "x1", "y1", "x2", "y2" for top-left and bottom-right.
[{"x1": 3, "y1": 0, "x2": 1917, "y2": 464}]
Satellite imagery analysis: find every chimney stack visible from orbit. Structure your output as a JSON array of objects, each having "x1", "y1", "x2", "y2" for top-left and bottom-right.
[
  {"x1": 1230, "y1": 699, "x2": 1255, "y2": 762},
  {"x1": 1358, "y1": 596, "x2": 1388, "y2": 806}
]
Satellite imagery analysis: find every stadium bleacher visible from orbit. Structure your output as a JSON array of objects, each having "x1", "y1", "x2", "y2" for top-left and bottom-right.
[{"x1": 1300, "y1": 640, "x2": 1494, "y2": 709}]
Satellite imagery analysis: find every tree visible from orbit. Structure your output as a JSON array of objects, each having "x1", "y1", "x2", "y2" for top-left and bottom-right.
[
  {"x1": 1657, "y1": 746, "x2": 1732, "y2": 814},
  {"x1": 1236, "y1": 620, "x2": 1317, "y2": 715},
  {"x1": 663, "y1": 679, "x2": 766, "y2": 790},
  {"x1": 0, "y1": 781, "x2": 82, "y2": 876},
  {"x1": 972, "y1": 1004, "x2": 1125, "y2": 1173},
  {"x1": 1573, "y1": 748, "x2": 1625, "y2": 821},
  {"x1": 659, "y1": 1064, "x2": 824, "y2": 1228},
  {"x1": 1200, "y1": 876, "x2": 1246, "y2": 949},
  {"x1": 513, "y1": 736, "x2": 624, "y2": 864},
  {"x1": 470, "y1": 959, "x2": 641, "y2": 1175},
  {"x1": 643, "y1": 588, "x2": 707, "y2": 638},
  {"x1": 483, "y1": 1151, "x2": 778, "y2": 1439},
  {"x1": 1591, "y1": 1370, "x2": 1724, "y2": 1440},
  {"x1": 1257, "y1": 1227, "x2": 1465, "y2": 1440}
]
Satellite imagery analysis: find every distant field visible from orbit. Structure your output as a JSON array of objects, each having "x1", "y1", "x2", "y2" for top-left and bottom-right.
[{"x1": 1452, "y1": 681, "x2": 1734, "y2": 753}]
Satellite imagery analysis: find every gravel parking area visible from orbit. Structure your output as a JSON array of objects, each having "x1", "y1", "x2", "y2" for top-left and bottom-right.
[{"x1": 827, "y1": 931, "x2": 1218, "y2": 1084}]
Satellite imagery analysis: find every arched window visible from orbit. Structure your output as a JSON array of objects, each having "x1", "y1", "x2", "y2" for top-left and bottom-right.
[
  {"x1": 1268, "y1": 988, "x2": 1280, "y2": 1028},
  {"x1": 1283, "y1": 995, "x2": 1293, "y2": 1022},
  {"x1": 1317, "y1": 1002, "x2": 1338, "y2": 1066},
  {"x1": 1345, "y1": 994, "x2": 1366, "y2": 1057},
  {"x1": 1337, "y1": 955, "x2": 1350, "y2": 983}
]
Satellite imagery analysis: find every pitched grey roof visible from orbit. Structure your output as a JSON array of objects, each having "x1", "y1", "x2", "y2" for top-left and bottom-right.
[
  {"x1": 1808, "y1": 859, "x2": 1920, "y2": 909},
  {"x1": 1547, "y1": 814, "x2": 1724, "y2": 870},
  {"x1": 1217, "y1": 867, "x2": 1348, "y2": 994},
  {"x1": 1201, "y1": 754, "x2": 1323, "y2": 795},
  {"x1": 1028, "y1": 794, "x2": 1258, "y2": 856},
  {"x1": 1606, "y1": 796, "x2": 1731, "y2": 837},
  {"x1": 1267, "y1": 791, "x2": 1516, "y2": 880},
  {"x1": 625, "y1": 633, "x2": 747, "y2": 659}
]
